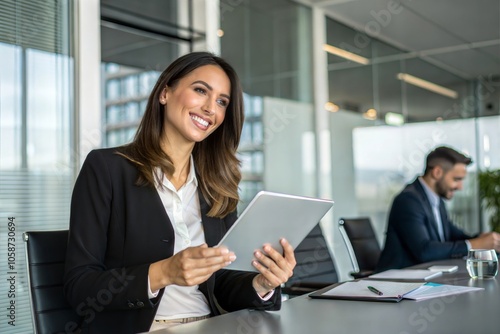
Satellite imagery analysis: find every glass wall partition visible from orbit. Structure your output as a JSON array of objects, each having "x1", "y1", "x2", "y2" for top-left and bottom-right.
[
  {"x1": 0, "y1": 1, "x2": 74, "y2": 333},
  {"x1": 220, "y1": 0, "x2": 315, "y2": 208},
  {"x1": 353, "y1": 120, "x2": 480, "y2": 235},
  {"x1": 324, "y1": 11, "x2": 499, "y2": 280}
]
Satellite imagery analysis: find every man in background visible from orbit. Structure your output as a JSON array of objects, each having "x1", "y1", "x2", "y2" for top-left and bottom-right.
[{"x1": 377, "y1": 146, "x2": 500, "y2": 271}]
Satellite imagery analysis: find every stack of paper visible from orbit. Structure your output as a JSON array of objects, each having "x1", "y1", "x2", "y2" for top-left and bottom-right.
[
  {"x1": 368, "y1": 269, "x2": 443, "y2": 281},
  {"x1": 404, "y1": 282, "x2": 483, "y2": 301}
]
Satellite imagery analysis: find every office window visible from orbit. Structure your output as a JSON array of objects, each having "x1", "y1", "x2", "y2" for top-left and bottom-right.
[
  {"x1": 100, "y1": 0, "x2": 198, "y2": 147},
  {"x1": 125, "y1": 102, "x2": 139, "y2": 122},
  {"x1": 123, "y1": 76, "x2": 138, "y2": 97},
  {"x1": 106, "y1": 79, "x2": 120, "y2": 101},
  {"x1": 325, "y1": 13, "x2": 497, "y2": 264},
  {"x1": 0, "y1": 43, "x2": 21, "y2": 170},
  {"x1": 103, "y1": 64, "x2": 160, "y2": 147},
  {"x1": 106, "y1": 105, "x2": 121, "y2": 124},
  {"x1": 0, "y1": 1, "x2": 74, "y2": 333}
]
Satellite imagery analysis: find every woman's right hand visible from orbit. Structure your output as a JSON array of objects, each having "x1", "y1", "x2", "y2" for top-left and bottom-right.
[{"x1": 149, "y1": 244, "x2": 236, "y2": 291}]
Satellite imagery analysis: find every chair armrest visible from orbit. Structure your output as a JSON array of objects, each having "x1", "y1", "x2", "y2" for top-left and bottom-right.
[
  {"x1": 350, "y1": 270, "x2": 375, "y2": 279},
  {"x1": 282, "y1": 282, "x2": 333, "y2": 296}
]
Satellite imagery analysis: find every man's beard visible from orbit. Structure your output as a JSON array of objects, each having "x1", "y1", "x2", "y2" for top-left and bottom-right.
[{"x1": 435, "y1": 178, "x2": 453, "y2": 199}]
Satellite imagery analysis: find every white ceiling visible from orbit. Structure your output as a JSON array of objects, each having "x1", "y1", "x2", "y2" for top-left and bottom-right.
[{"x1": 300, "y1": 0, "x2": 500, "y2": 80}]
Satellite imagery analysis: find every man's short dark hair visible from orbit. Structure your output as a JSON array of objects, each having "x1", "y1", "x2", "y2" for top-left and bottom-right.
[{"x1": 424, "y1": 146, "x2": 473, "y2": 175}]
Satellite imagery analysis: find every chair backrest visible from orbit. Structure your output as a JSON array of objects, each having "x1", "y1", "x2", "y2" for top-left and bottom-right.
[
  {"x1": 338, "y1": 217, "x2": 381, "y2": 278},
  {"x1": 284, "y1": 224, "x2": 337, "y2": 290},
  {"x1": 24, "y1": 230, "x2": 81, "y2": 334}
]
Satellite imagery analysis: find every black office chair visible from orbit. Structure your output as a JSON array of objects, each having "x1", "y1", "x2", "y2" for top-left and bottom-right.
[
  {"x1": 24, "y1": 230, "x2": 81, "y2": 334},
  {"x1": 338, "y1": 217, "x2": 381, "y2": 279},
  {"x1": 282, "y1": 224, "x2": 338, "y2": 297}
]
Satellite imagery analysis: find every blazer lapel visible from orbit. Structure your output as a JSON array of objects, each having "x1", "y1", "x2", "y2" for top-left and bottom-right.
[
  {"x1": 198, "y1": 189, "x2": 227, "y2": 247},
  {"x1": 148, "y1": 184, "x2": 175, "y2": 250}
]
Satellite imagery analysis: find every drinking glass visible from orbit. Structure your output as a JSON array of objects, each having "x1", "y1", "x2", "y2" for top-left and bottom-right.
[{"x1": 466, "y1": 249, "x2": 498, "y2": 279}]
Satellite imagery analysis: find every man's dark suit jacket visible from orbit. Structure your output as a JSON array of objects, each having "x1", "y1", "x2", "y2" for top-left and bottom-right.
[
  {"x1": 64, "y1": 148, "x2": 280, "y2": 334},
  {"x1": 376, "y1": 178, "x2": 472, "y2": 272}
]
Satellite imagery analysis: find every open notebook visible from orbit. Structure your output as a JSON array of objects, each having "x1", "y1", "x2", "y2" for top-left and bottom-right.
[
  {"x1": 310, "y1": 280, "x2": 423, "y2": 302},
  {"x1": 309, "y1": 280, "x2": 483, "y2": 302}
]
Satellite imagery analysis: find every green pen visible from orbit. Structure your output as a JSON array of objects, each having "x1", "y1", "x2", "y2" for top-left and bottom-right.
[{"x1": 368, "y1": 285, "x2": 383, "y2": 296}]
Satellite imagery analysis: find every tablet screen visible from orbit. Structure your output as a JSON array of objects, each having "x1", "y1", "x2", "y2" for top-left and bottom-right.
[{"x1": 218, "y1": 191, "x2": 333, "y2": 272}]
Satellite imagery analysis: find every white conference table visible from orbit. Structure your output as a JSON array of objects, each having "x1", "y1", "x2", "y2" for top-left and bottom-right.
[{"x1": 148, "y1": 259, "x2": 499, "y2": 334}]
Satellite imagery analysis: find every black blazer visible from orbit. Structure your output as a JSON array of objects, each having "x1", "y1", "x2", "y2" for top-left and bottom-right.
[
  {"x1": 64, "y1": 148, "x2": 280, "y2": 334},
  {"x1": 376, "y1": 178, "x2": 471, "y2": 272}
]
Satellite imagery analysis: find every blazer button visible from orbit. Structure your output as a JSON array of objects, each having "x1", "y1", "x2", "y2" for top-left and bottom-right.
[
  {"x1": 127, "y1": 302, "x2": 135, "y2": 308},
  {"x1": 136, "y1": 301, "x2": 144, "y2": 307}
]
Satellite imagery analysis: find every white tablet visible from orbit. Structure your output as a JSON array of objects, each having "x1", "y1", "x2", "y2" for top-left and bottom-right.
[{"x1": 217, "y1": 191, "x2": 334, "y2": 271}]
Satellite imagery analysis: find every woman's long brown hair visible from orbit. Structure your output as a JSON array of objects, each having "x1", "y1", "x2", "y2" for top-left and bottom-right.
[{"x1": 119, "y1": 52, "x2": 244, "y2": 218}]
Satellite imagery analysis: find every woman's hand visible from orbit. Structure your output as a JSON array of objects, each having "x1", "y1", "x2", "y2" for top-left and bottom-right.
[
  {"x1": 149, "y1": 244, "x2": 236, "y2": 291},
  {"x1": 251, "y1": 238, "x2": 296, "y2": 297}
]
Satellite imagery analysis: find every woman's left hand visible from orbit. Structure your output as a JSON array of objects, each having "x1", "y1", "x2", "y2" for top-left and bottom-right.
[{"x1": 251, "y1": 238, "x2": 296, "y2": 297}]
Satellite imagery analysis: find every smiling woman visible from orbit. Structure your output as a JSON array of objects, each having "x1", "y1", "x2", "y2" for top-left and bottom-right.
[
  {"x1": 63, "y1": 52, "x2": 296, "y2": 334},
  {"x1": 122, "y1": 53, "x2": 244, "y2": 217}
]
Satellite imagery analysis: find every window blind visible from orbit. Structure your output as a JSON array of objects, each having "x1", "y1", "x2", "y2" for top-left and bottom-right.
[
  {"x1": 0, "y1": 171, "x2": 73, "y2": 333},
  {"x1": 0, "y1": 0, "x2": 67, "y2": 55}
]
